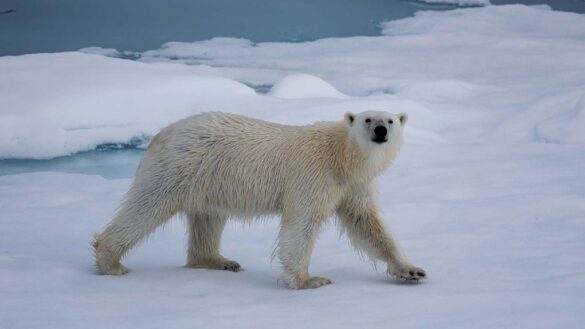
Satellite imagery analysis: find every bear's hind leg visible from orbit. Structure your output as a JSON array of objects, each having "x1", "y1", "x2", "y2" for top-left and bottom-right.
[
  {"x1": 185, "y1": 209, "x2": 241, "y2": 272},
  {"x1": 94, "y1": 183, "x2": 178, "y2": 275}
]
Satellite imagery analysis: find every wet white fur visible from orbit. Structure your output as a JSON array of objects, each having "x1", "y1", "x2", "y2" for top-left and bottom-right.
[{"x1": 94, "y1": 111, "x2": 426, "y2": 289}]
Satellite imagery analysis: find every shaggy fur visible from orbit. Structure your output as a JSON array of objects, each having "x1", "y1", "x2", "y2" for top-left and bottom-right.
[{"x1": 94, "y1": 111, "x2": 426, "y2": 289}]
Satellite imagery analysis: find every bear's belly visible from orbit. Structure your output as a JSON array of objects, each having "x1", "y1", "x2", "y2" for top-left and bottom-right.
[{"x1": 191, "y1": 167, "x2": 285, "y2": 217}]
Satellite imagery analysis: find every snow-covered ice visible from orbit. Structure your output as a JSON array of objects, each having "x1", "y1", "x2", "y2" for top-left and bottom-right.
[
  {"x1": 1, "y1": 143, "x2": 583, "y2": 328},
  {"x1": 268, "y1": 74, "x2": 348, "y2": 99},
  {"x1": 0, "y1": 53, "x2": 254, "y2": 159},
  {"x1": 1, "y1": 4, "x2": 585, "y2": 328}
]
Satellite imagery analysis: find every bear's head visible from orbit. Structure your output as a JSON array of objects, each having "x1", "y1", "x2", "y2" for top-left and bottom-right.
[{"x1": 344, "y1": 111, "x2": 407, "y2": 150}]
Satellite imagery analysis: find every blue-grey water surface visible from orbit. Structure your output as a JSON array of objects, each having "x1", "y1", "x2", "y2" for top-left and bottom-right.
[{"x1": 2, "y1": 0, "x2": 584, "y2": 56}]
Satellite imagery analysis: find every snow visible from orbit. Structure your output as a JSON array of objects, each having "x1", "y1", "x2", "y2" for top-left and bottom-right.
[
  {"x1": 1, "y1": 143, "x2": 584, "y2": 328},
  {"x1": 268, "y1": 74, "x2": 348, "y2": 99},
  {"x1": 0, "y1": 53, "x2": 254, "y2": 159},
  {"x1": 79, "y1": 47, "x2": 123, "y2": 58},
  {"x1": 1, "y1": 3, "x2": 585, "y2": 328},
  {"x1": 535, "y1": 95, "x2": 585, "y2": 143}
]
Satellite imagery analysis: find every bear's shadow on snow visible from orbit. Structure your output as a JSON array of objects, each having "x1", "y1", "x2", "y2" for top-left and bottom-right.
[{"x1": 84, "y1": 261, "x2": 427, "y2": 290}]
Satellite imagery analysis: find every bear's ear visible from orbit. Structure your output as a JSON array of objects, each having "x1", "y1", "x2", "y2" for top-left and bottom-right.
[
  {"x1": 398, "y1": 112, "x2": 408, "y2": 126},
  {"x1": 345, "y1": 112, "x2": 355, "y2": 126}
]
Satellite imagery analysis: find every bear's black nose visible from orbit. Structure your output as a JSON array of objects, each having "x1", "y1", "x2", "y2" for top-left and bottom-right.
[{"x1": 374, "y1": 126, "x2": 387, "y2": 142}]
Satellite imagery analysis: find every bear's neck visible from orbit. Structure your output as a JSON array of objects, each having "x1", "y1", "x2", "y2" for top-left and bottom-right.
[{"x1": 330, "y1": 123, "x2": 395, "y2": 183}]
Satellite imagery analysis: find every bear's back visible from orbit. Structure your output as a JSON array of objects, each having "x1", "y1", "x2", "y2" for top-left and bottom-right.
[{"x1": 158, "y1": 113, "x2": 307, "y2": 215}]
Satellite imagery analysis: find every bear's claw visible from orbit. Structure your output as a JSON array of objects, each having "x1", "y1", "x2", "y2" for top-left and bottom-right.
[
  {"x1": 186, "y1": 257, "x2": 242, "y2": 272},
  {"x1": 222, "y1": 260, "x2": 242, "y2": 272},
  {"x1": 389, "y1": 265, "x2": 427, "y2": 282},
  {"x1": 304, "y1": 276, "x2": 332, "y2": 289}
]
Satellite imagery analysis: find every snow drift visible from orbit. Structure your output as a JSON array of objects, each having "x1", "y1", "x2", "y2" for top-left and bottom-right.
[
  {"x1": 0, "y1": 53, "x2": 254, "y2": 159},
  {"x1": 268, "y1": 74, "x2": 348, "y2": 99}
]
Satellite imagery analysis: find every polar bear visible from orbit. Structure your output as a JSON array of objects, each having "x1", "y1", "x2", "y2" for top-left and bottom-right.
[{"x1": 94, "y1": 111, "x2": 426, "y2": 289}]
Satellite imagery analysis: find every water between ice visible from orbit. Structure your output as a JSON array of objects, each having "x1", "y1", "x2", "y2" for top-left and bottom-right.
[{"x1": 0, "y1": 150, "x2": 145, "y2": 179}]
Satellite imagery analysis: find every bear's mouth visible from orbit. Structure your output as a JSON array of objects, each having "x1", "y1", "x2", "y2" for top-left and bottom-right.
[{"x1": 371, "y1": 137, "x2": 388, "y2": 144}]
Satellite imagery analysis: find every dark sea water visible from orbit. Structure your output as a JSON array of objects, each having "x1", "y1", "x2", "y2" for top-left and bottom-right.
[
  {"x1": 2, "y1": 0, "x2": 584, "y2": 56},
  {"x1": 1, "y1": 0, "x2": 584, "y2": 178}
]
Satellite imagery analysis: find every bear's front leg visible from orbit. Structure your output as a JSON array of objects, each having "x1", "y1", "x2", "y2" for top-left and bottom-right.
[
  {"x1": 337, "y1": 185, "x2": 426, "y2": 283},
  {"x1": 387, "y1": 262, "x2": 426, "y2": 282},
  {"x1": 277, "y1": 209, "x2": 331, "y2": 289}
]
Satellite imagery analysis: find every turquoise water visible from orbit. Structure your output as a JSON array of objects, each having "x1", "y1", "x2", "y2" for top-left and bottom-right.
[{"x1": 0, "y1": 150, "x2": 145, "y2": 179}]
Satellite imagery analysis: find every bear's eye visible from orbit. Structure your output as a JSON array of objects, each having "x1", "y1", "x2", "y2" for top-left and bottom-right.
[
  {"x1": 388, "y1": 119, "x2": 394, "y2": 124},
  {"x1": 365, "y1": 118, "x2": 371, "y2": 123}
]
